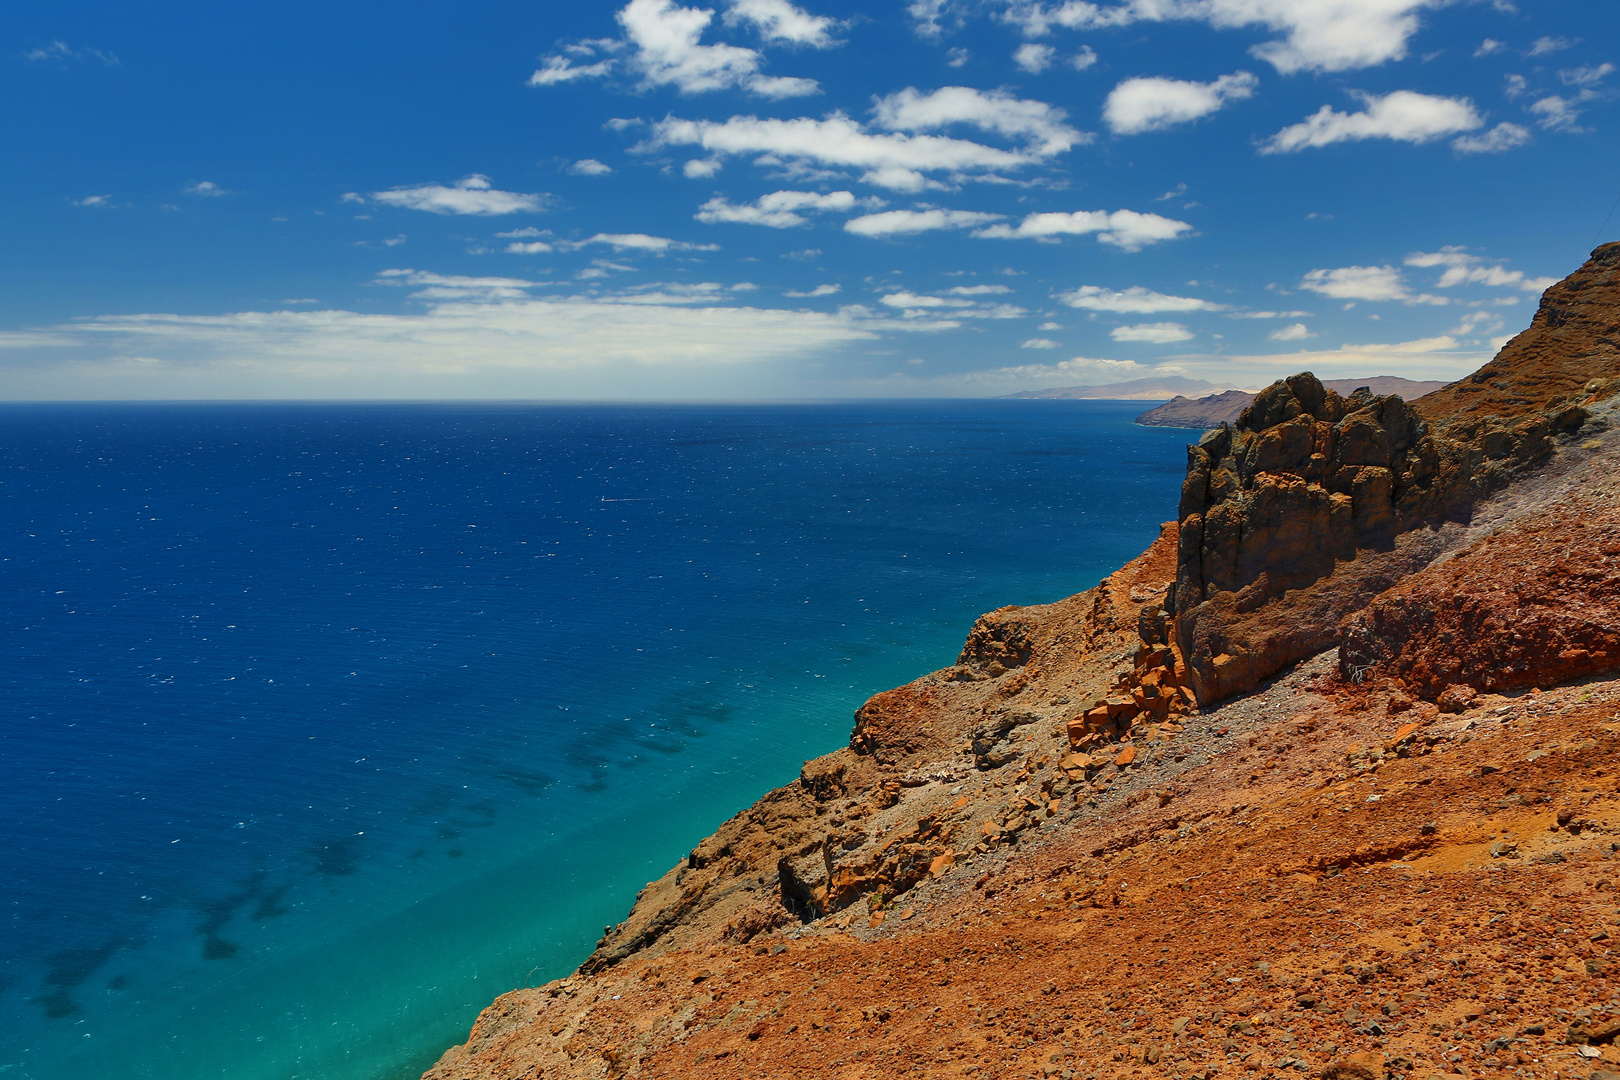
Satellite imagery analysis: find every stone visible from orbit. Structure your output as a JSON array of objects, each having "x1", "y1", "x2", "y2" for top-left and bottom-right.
[
  {"x1": 1321, "y1": 1050, "x2": 1385, "y2": 1080},
  {"x1": 1438, "y1": 684, "x2": 1479, "y2": 713},
  {"x1": 1115, "y1": 745, "x2": 1137, "y2": 767}
]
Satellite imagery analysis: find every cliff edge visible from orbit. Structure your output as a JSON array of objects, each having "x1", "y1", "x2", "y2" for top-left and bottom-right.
[{"x1": 424, "y1": 244, "x2": 1620, "y2": 1080}]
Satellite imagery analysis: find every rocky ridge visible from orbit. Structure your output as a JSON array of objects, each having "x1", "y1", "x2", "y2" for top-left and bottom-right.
[
  {"x1": 424, "y1": 244, "x2": 1620, "y2": 1080},
  {"x1": 1135, "y1": 380, "x2": 1449, "y2": 431}
]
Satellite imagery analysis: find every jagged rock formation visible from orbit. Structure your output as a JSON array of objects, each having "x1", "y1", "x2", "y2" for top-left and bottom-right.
[
  {"x1": 1169, "y1": 243, "x2": 1620, "y2": 706},
  {"x1": 1135, "y1": 378, "x2": 1447, "y2": 430},
  {"x1": 1340, "y1": 494, "x2": 1620, "y2": 698},
  {"x1": 423, "y1": 244, "x2": 1620, "y2": 1080}
]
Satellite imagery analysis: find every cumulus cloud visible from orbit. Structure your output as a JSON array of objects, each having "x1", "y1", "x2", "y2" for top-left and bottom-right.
[
  {"x1": 974, "y1": 209, "x2": 1194, "y2": 251},
  {"x1": 869, "y1": 85, "x2": 1089, "y2": 157},
  {"x1": 1111, "y1": 322, "x2": 1193, "y2": 343},
  {"x1": 1103, "y1": 71, "x2": 1258, "y2": 134},
  {"x1": 185, "y1": 180, "x2": 229, "y2": 197},
  {"x1": 785, "y1": 283, "x2": 841, "y2": 296},
  {"x1": 991, "y1": 0, "x2": 1441, "y2": 75},
  {"x1": 723, "y1": 0, "x2": 842, "y2": 46},
  {"x1": 846, "y1": 209, "x2": 1005, "y2": 236},
  {"x1": 569, "y1": 159, "x2": 615, "y2": 176},
  {"x1": 696, "y1": 189, "x2": 859, "y2": 227},
  {"x1": 1014, "y1": 42, "x2": 1055, "y2": 72},
  {"x1": 1298, "y1": 265, "x2": 1408, "y2": 301},
  {"x1": 1403, "y1": 247, "x2": 1558, "y2": 292},
  {"x1": 646, "y1": 89, "x2": 1084, "y2": 193},
  {"x1": 529, "y1": 0, "x2": 827, "y2": 98},
  {"x1": 876, "y1": 290, "x2": 1026, "y2": 319},
  {"x1": 1527, "y1": 35, "x2": 1577, "y2": 57},
  {"x1": 566, "y1": 232, "x2": 721, "y2": 251},
  {"x1": 1021, "y1": 337, "x2": 1060, "y2": 348},
  {"x1": 1261, "y1": 91, "x2": 1483, "y2": 153},
  {"x1": 71, "y1": 194, "x2": 114, "y2": 207},
  {"x1": 364, "y1": 175, "x2": 549, "y2": 216},
  {"x1": 1451, "y1": 122, "x2": 1532, "y2": 154},
  {"x1": 1268, "y1": 322, "x2": 1314, "y2": 341},
  {"x1": 946, "y1": 284, "x2": 1011, "y2": 295},
  {"x1": 648, "y1": 114, "x2": 1036, "y2": 191},
  {"x1": 1057, "y1": 285, "x2": 1224, "y2": 313}
]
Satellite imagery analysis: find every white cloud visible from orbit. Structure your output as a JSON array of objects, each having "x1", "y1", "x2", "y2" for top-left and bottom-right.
[
  {"x1": 368, "y1": 175, "x2": 549, "y2": 216},
  {"x1": 1014, "y1": 42, "x2": 1055, "y2": 73},
  {"x1": 569, "y1": 159, "x2": 614, "y2": 176},
  {"x1": 1403, "y1": 247, "x2": 1557, "y2": 292},
  {"x1": 1038, "y1": 321, "x2": 1063, "y2": 329},
  {"x1": 1111, "y1": 321, "x2": 1193, "y2": 343},
  {"x1": 846, "y1": 209, "x2": 1005, "y2": 236},
  {"x1": 723, "y1": 0, "x2": 842, "y2": 47},
  {"x1": 1021, "y1": 337, "x2": 1060, "y2": 348},
  {"x1": 954, "y1": 355, "x2": 1158, "y2": 388},
  {"x1": 683, "y1": 158, "x2": 724, "y2": 178},
  {"x1": 785, "y1": 283, "x2": 841, "y2": 296},
  {"x1": 1528, "y1": 94, "x2": 1590, "y2": 133},
  {"x1": 647, "y1": 113, "x2": 1039, "y2": 191},
  {"x1": 1527, "y1": 35, "x2": 1577, "y2": 57},
  {"x1": 1071, "y1": 45, "x2": 1097, "y2": 69},
  {"x1": 946, "y1": 284, "x2": 1011, "y2": 295},
  {"x1": 1562, "y1": 63, "x2": 1615, "y2": 89},
  {"x1": 870, "y1": 85, "x2": 1088, "y2": 157},
  {"x1": 1057, "y1": 285, "x2": 1224, "y2": 313},
  {"x1": 696, "y1": 189, "x2": 859, "y2": 227},
  {"x1": 1473, "y1": 38, "x2": 1504, "y2": 57},
  {"x1": 0, "y1": 293, "x2": 887, "y2": 399},
  {"x1": 71, "y1": 194, "x2": 113, "y2": 207},
  {"x1": 993, "y1": 0, "x2": 1441, "y2": 75},
  {"x1": 973, "y1": 209, "x2": 1194, "y2": 251},
  {"x1": 1268, "y1": 322, "x2": 1314, "y2": 341},
  {"x1": 1261, "y1": 91, "x2": 1483, "y2": 153},
  {"x1": 23, "y1": 39, "x2": 118, "y2": 65},
  {"x1": 567, "y1": 232, "x2": 721, "y2": 251},
  {"x1": 506, "y1": 242, "x2": 553, "y2": 254},
  {"x1": 1298, "y1": 265, "x2": 1407, "y2": 301},
  {"x1": 1102, "y1": 71, "x2": 1258, "y2": 135},
  {"x1": 1226, "y1": 309, "x2": 1310, "y2": 318},
  {"x1": 185, "y1": 180, "x2": 229, "y2": 197},
  {"x1": 530, "y1": 0, "x2": 822, "y2": 98},
  {"x1": 881, "y1": 291, "x2": 971, "y2": 308},
  {"x1": 874, "y1": 290, "x2": 1027, "y2": 320},
  {"x1": 1451, "y1": 122, "x2": 1532, "y2": 154}
]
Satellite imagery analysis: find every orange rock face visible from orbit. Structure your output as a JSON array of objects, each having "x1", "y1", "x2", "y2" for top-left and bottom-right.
[
  {"x1": 1341, "y1": 498, "x2": 1620, "y2": 697},
  {"x1": 422, "y1": 244, "x2": 1620, "y2": 1080}
]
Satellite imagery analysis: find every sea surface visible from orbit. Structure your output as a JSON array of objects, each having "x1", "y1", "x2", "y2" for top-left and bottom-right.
[{"x1": 0, "y1": 400, "x2": 1188, "y2": 1080}]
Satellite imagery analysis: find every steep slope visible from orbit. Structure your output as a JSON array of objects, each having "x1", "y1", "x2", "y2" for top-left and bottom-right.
[{"x1": 423, "y1": 244, "x2": 1620, "y2": 1080}]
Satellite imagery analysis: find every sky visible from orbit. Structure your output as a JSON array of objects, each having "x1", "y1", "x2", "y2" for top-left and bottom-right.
[{"x1": 3, "y1": 0, "x2": 1618, "y2": 400}]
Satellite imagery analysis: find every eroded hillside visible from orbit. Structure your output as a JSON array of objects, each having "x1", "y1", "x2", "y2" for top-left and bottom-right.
[{"x1": 424, "y1": 244, "x2": 1620, "y2": 1080}]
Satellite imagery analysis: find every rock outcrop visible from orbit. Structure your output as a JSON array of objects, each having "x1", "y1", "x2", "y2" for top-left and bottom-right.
[
  {"x1": 1340, "y1": 495, "x2": 1620, "y2": 698},
  {"x1": 1169, "y1": 243, "x2": 1620, "y2": 706},
  {"x1": 1134, "y1": 378, "x2": 1447, "y2": 430},
  {"x1": 424, "y1": 244, "x2": 1620, "y2": 1080}
]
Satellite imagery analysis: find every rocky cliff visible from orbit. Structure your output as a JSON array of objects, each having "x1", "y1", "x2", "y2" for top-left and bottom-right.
[
  {"x1": 1135, "y1": 379, "x2": 1448, "y2": 430},
  {"x1": 1171, "y1": 244, "x2": 1620, "y2": 706},
  {"x1": 423, "y1": 245, "x2": 1620, "y2": 1080}
]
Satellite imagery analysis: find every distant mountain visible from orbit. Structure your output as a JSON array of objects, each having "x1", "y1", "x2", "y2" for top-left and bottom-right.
[
  {"x1": 1000, "y1": 376, "x2": 1247, "y2": 401},
  {"x1": 1134, "y1": 376, "x2": 1452, "y2": 429}
]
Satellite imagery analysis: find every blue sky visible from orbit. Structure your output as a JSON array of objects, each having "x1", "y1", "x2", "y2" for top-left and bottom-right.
[{"x1": 3, "y1": 0, "x2": 1617, "y2": 399}]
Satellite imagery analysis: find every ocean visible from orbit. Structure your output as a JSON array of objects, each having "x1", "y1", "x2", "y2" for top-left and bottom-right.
[{"x1": 0, "y1": 400, "x2": 1188, "y2": 1080}]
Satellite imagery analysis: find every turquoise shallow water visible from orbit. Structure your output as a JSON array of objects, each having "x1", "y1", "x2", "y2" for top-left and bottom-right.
[{"x1": 0, "y1": 400, "x2": 1188, "y2": 1080}]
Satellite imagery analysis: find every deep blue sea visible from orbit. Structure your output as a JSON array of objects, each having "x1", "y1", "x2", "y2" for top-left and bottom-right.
[{"x1": 0, "y1": 401, "x2": 1188, "y2": 1080}]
